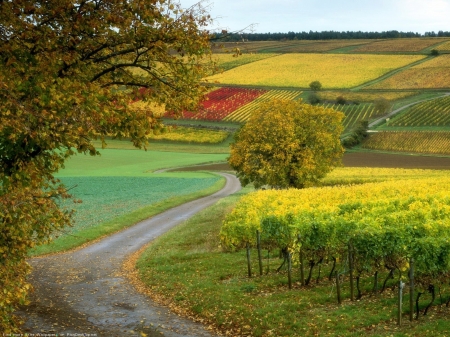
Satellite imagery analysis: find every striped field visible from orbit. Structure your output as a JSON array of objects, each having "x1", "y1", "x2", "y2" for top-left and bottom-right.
[
  {"x1": 363, "y1": 131, "x2": 450, "y2": 155},
  {"x1": 223, "y1": 90, "x2": 302, "y2": 122}
]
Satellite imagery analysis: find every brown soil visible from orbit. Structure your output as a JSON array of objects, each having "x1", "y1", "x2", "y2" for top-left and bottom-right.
[{"x1": 172, "y1": 152, "x2": 450, "y2": 172}]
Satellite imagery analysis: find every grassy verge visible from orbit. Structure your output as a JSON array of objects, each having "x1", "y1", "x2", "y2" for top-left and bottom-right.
[
  {"x1": 136, "y1": 184, "x2": 450, "y2": 337},
  {"x1": 29, "y1": 174, "x2": 225, "y2": 256}
]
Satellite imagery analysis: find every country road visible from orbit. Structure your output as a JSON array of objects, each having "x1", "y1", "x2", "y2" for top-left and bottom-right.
[{"x1": 19, "y1": 173, "x2": 241, "y2": 337}]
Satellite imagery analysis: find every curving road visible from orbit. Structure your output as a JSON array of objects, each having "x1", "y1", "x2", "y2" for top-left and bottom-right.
[{"x1": 20, "y1": 173, "x2": 241, "y2": 337}]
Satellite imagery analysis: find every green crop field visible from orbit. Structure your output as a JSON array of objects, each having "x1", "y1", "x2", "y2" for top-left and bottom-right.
[{"x1": 31, "y1": 147, "x2": 228, "y2": 255}]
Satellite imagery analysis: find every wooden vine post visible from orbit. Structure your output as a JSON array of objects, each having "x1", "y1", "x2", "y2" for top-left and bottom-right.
[
  {"x1": 398, "y1": 280, "x2": 405, "y2": 325},
  {"x1": 348, "y1": 241, "x2": 354, "y2": 301},
  {"x1": 336, "y1": 271, "x2": 342, "y2": 305},
  {"x1": 298, "y1": 234, "x2": 305, "y2": 286},
  {"x1": 409, "y1": 258, "x2": 414, "y2": 322},
  {"x1": 287, "y1": 252, "x2": 292, "y2": 289},
  {"x1": 246, "y1": 242, "x2": 252, "y2": 278},
  {"x1": 256, "y1": 230, "x2": 263, "y2": 276}
]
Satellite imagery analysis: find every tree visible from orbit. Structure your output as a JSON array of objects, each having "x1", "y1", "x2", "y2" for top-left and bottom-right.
[
  {"x1": 374, "y1": 97, "x2": 392, "y2": 115},
  {"x1": 228, "y1": 99, "x2": 344, "y2": 189},
  {"x1": 0, "y1": 0, "x2": 213, "y2": 331},
  {"x1": 309, "y1": 80, "x2": 322, "y2": 91}
]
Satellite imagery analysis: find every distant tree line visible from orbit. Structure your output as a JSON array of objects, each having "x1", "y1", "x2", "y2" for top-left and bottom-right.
[{"x1": 216, "y1": 30, "x2": 450, "y2": 42}]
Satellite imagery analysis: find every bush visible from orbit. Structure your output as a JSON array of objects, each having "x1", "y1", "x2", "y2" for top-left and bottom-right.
[
  {"x1": 336, "y1": 95, "x2": 346, "y2": 105},
  {"x1": 308, "y1": 92, "x2": 321, "y2": 104},
  {"x1": 431, "y1": 49, "x2": 439, "y2": 56},
  {"x1": 342, "y1": 120, "x2": 369, "y2": 148},
  {"x1": 309, "y1": 80, "x2": 322, "y2": 91}
]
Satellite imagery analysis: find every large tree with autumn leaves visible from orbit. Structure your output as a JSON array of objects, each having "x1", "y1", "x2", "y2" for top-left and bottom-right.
[
  {"x1": 228, "y1": 99, "x2": 344, "y2": 189},
  {"x1": 0, "y1": 0, "x2": 213, "y2": 331}
]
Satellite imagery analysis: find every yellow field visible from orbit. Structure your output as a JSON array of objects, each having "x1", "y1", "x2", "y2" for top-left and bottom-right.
[
  {"x1": 353, "y1": 38, "x2": 447, "y2": 52},
  {"x1": 435, "y1": 41, "x2": 450, "y2": 51},
  {"x1": 367, "y1": 55, "x2": 450, "y2": 89},
  {"x1": 412, "y1": 54, "x2": 450, "y2": 68},
  {"x1": 317, "y1": 91, "x2": 417, "y2": 102},
  {"x1": 223, "y1": 89, "x2": 302, "y2": 122},
  {"x1": 206, "y1": 54, "x2": 425, "y2": 89}
]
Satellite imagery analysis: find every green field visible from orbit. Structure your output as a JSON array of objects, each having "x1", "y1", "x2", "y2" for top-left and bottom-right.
[{"x1": 30, "y1": 146, "x2": 229, "y2": 256}]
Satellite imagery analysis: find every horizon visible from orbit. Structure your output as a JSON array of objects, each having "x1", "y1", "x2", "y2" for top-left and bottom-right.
[{"x1": 179, "y1": 0, "x2": 450, "y2": 36}]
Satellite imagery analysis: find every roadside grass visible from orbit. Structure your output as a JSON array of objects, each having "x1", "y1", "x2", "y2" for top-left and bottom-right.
[{"x1": 137, "y1": 176, "x2": 450, "y2": 337}]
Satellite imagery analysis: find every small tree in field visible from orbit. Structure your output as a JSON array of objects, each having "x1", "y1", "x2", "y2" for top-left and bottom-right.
[
  {"x1": 374, "y1": 97, "x2": 392, "y2": 115},
  {"x1": 309, "y1": 80, "x2": 322, "y2": 91},
  {"x1": 228, "y1": 99, "x2": 344, "y2": 189}
]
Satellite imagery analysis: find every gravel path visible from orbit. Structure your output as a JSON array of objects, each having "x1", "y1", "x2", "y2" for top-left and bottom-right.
[{"x1": 19, "y1": 173, "x2": 241, "y2": 337}]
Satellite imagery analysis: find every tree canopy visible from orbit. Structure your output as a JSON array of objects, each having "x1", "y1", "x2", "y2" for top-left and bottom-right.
[
  {"x1": 0, "y1": 0, "x2": 213, "y2": 331},
  {"x1": 228, "y1": 99, "x2": 344, "y2": 189}
]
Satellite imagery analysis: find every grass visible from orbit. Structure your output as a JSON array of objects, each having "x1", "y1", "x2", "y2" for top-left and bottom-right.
[
  {"x1": 57, "y1": 147, "x2": 229, "y2": 176},
  {"x1": 30, "y1": 175, "x2": 225, "y2": 256},
  {"x1": 29, "y1": 144, "x2": 231, "y2": 256},
  {"x1": 136, "y1": 176, "x2": 450, "y2": 337}
]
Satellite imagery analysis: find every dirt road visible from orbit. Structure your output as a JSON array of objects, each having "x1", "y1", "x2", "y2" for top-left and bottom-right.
[{"x1": 20, "y1": 173, "x2": 241, "y2": 337}]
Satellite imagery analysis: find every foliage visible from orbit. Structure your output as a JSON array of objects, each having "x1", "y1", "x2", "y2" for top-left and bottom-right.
[
  {"x1": 362, "y1": 131, "x2": 450, "y2": 155},
  {"x1": 341, "y1": 120, "x2": 369, "y2": 148},
  {"x1": 373, "y1": 97, "x2": 392, "y2": 115},
  {"x1": 431, "y1": 49, "x2": 440, "y2": 56},
  {"x1": 206, "y1": 53, "x2": 425, "y2": 88},
  {"x1": 220, "y1": 176, "x2": 450, "y2": 286},
  {"x1": 228, "y1": 99, "x2": 344, "y2": 189},
  {"x1": 308, "y1": 92, "x2": 321, "y2": 104},
  {"x1": 0, "y1": 0, "x2": 213, "y2": 331},
  {"x1": 138, "y1": 169, "x2": 450, "y2": 337},
  {"x1": 336, "y1": 95, "x2": 346, "y2": 104},
  {"x1": 309, "y1": 80, "x2": 322, "y2": 91}
]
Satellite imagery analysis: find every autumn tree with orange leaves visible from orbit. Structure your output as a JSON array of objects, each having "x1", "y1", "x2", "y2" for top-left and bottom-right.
[
  {"x1": 228, "y1": 99, "x2": 344, "y2": 189},
  {"x1": 0, "y1": 0, "x2": 214, "y2": 331}
]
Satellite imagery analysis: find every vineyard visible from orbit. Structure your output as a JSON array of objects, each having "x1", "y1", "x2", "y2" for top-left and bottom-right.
[
  {"x1": 211, "y1": 38, "x2": 450, "y2": 54},
  {"x1": 363, "y1": 131, "x2": 450, "y2": 155},
  {"x1": 206, "y1": 53, "x2": 425, "y2": 88},
  {"x1": 320, "y1": 103, "x2": 378, "y2": 133},
  {"x1": 212, "y1": 53, "x2": 279, "y2": 71},
  {"x1": 211, "y1": 40, "x2": 374, "y2": 54},
  {"x1": 168, "y1": 87, "x2": 302, "y2": 122},
  {"x1": 385, "y1": 94, "x2": 450, "y2": 127},
  {"x1": 367, "y1": 55, "x2": 450, "y2": 89},
  {"x1": 148, "y1": 126, "x2": 230, "y2": 144},
  {"x1": 220, "y1": 176, "x2": 450, "y2": 322},
  {"x1": 317, "y1": 90, "x2": 416, "y2": 102},
  {"x1": 352, "y1": 38, "x2": 446, "y2": 52},
  {"x1": 223, "y1": 90, "x2": 302, "y2": 122}
]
